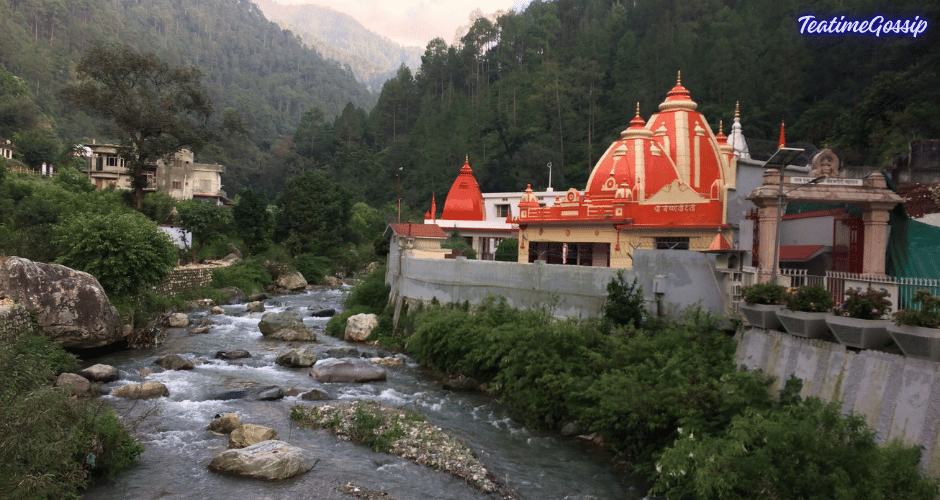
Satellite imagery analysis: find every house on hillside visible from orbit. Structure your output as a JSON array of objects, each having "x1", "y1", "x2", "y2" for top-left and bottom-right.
[
  {"x1": 80, "y1": 142, "x2": 228, "y2": 204},
  {"x1": 385, "y1": 223, "x2": 449, "y2": 259},
  {"x1": 0, "y1": 139, "x2": 13, "y2": 160}
]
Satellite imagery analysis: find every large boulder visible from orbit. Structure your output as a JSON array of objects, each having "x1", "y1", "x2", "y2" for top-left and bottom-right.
[
  {"x1": 309, "y1": 308, "x2": 335, "y2": 317},
  {"x1": 55, "y1": 372, "x2": 91, "y2": 397},
  {"x1": 309, "y1": 358, "x2": 387, "y2": 383},
  {"x1": 275, "y1": 347, "x2": 317, "y2": 368},
  {"x1": 78, "y1": 363, "x2": 119, "y2": 383},
  {"x1": 0, "y1": 256, "x2": 123, "y2": 348},
  {"x1": 215, "y1": 350, "x2": 251, "y2": 360},
  {"x1": 112, "y1": 381, "x2": 169, "y2": 399},
  {"x1": 156, "y1": 354, "x2": 194, "y2": 370},
  {"x1": 344, "y1": 313, "x2": 379, "y2": 342},
  {"x1": 275, "y1": 271, "x2": 308, "y2": 291},
  {"x1": 322, "y1": 276, "x2": 343, "y2": 287},
  {"x1": 207, "y1": 413, "x2": 242, "y2": 434},
  {"x1": 258, "y1": 311, "x2": 316, "y2": 341},
  {"x1": 167, "y1": 313, "x2": 189, "y2": 327},
  {"x1": 207, "y1": 440, "x2": 316, "y2": 480},
  {"x1": 246, "y1": 301, "x2": 265, "y2": 313},
  {"x1": 229, "y1": 424, "x2": 279, "y2": 448}
]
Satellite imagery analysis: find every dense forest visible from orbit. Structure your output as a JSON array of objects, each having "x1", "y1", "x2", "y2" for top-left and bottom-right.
[{"x1": 1, "y1": 0, "x2": 938, "y2": 210}]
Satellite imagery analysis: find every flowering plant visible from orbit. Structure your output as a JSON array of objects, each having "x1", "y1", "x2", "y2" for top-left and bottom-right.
[
  {"x1": 783, "y1": 285, "x2": 834, "y2": 313},
  {"x1": 833, "y1": 287, "x2": 891, "y2": 320},
  {"x1": 741, "y1": 282, "x2": 786, "y2": 305},
  {"x1": 894, "y1": 290, "x2": 940, "y2": 328}
]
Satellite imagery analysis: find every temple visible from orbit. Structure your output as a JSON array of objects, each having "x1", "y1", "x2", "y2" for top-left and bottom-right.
[{"x1": 510, "y1": 75, "x2": 737, "y2": 267}]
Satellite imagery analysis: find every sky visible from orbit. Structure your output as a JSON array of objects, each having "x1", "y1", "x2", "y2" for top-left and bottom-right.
[{"x1": 271, "y1": 0, "x2": 532, "y2": 47}]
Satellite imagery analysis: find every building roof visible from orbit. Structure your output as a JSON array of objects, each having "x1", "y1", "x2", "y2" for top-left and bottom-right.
[
  {"x1": 897, "y1": 183, "x2": 940, "y2": 219},
  {"x1": 387, "y1": 223, "x2": 447, "y2": 239},
  {"x1": 779, "y1": 244, "x2": 826, "y2": 261},
  {"x1": 440, "y1": 157, "x2": 485, "y2": 221}
]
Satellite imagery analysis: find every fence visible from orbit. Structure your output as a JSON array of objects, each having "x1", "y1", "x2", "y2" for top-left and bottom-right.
[{"x1": 746, "y1": 267, "x2": 940, "y2": 312}]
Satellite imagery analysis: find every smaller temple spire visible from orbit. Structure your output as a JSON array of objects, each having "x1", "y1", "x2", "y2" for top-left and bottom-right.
[
  {"x1": 735, "y1": 101, "x2": 740, "y2": 119},
  {"x1": 729, "y1": 101, "x2": 750, "y2": 159},
  {"x1": 635, "y1": 102, "x2": 640, "y2": 117},
  {"x1": 431, "y1": 192, "x2": 437, "y2": 223},
  {"x1": 719, "y1": 120, "x2": 724, "y2": 134},
  {"x1": 465, "y1": 154, "x2": 469, "y2": 164},
  {"x1": 677, "y1": 70, "x2": 681, "y2": 85},
  {"x1": 777, "y1": 120, "x2": 786, "y2": 150}
]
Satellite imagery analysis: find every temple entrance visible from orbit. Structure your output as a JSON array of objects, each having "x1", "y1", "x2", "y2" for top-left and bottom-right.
[
  {"x1": 528, "y1": 242, "x2": 610, "y2": 266},
  {"x1": 832, "y1": 214, "x2": 864, "y2": 274}
]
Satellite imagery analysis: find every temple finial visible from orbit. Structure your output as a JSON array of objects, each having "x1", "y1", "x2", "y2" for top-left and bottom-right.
[
  {"x1": 677, "y1": 71, "x2": 681, "y2": 85},
  {"x1": 719, "y1": 120, "x2": 724, "y2": 134},
  {"x1": 465, "y1": 154, "x2": 469, "y2": 164},
  {"x1": 735, "y1": 101, "x2": 740, "y2": 118},
  {"x1": 635, "y1": 102, "x2": 640, "y2": 117}
]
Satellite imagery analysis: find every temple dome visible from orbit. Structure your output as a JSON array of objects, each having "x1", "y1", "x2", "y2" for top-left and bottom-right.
[{"x1": 440, "y1": 157, "x2": 485, "y2": 221}]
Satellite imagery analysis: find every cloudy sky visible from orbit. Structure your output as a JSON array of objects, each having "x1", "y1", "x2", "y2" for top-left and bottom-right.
[{"x1": 271, "y1": 0, "x2": 532, "y2": 47}]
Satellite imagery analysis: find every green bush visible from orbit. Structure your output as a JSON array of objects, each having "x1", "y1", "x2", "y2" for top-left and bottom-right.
[
  {"x1": 0, "y1": 333, "x2": 143, "y2": 498},
  {"x1": 211, "y1": 257, "x2": 272, "y2": 296},
  {"x1": 741, "y1": 282, "x2": 786, "y2": 305},
  {"x1": 835, "y1": 287, "x2": 892, "y2": 320},
  {"x1": 293, "y1": 253, "x2": 332, "y2": 283},
  {"x1": 603, "y1": 270, "x2": 646, "y2": 328},
  {"x1": 344, "y1": 266, "x2": 390, "y2": 312},
  {"x1": 494, "y1": 238, "x2": 519, "y2": 261},
  {"x1": 54, "y1": 211, "x2": 177, "y2": 299},
  {"x1": 894, "y1": 290, "x2": 940, "y2": 328},
  {"x1": 783, "y1": 284, "x2": 834, "y2": 312},
  {"x1": 651, "y1": 398, "x2": 938, "y2": 500}
]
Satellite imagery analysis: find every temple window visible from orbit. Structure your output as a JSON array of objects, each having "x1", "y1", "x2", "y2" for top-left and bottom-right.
[
  {"x1": 655, "y1": 236, "x2": 690, "y2": 250},
  {"x1": 495, "y1": 204, "x2": 511, "y2": 218}
]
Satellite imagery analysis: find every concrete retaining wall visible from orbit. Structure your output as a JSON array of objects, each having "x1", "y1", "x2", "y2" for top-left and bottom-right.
[
  {"x1": 387, "y1": 248, "x2": 729, "y2": 319},
  {"x1": 153, "y1": 267, "x2": 214, "y2": 296},
  {"x1": 735, "y1": 328, "x2": 940, "y2": 474}
]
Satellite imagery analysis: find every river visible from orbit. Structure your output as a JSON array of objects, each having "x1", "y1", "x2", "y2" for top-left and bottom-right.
[{"x1": 82, "y1": 287, "x2": 647, "y2": 499}]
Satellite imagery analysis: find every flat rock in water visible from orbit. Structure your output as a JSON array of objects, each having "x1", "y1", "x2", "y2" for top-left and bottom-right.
[
  {"x1": 309, "y1": 358, "x2": 386, "y2": 383},
  {"x1": 207, "y1": 413, "x2": 242, "y2": 434},
  {"x1": 265, "y1": 326, "x2": 316, "y2": 341},
  {"x1": 191, "y1": 326, "x2": 211, "y2": 334},
  {"x1": 79, "y1": 363, "x2": 119, "y2": 383},
  {"x1": 309, "y1": 308, "x2": 335, "y2": 317},
  {"x1": 112, "y1": 381, "x2": 169, "y2": 399},
  {"x1": 215, "y1": 350, "x2": 251, "y2": 360},
  {"x1": 167, "y1": 313, "x2": 189, "y2": 327},
  {"x1": 257, "y1": 386, "x2": 285, "y2": 401},
  {"x1": 229, "y1": 424, "x2": 279, "y2": 448},
  {"x1": 156, "y1": 354, "x2": 194, "y2": 370},
  {"x1": 275, "y1": 347, "x2": 317, "y2": 367},
  {"x1": 208, "y1": 440, "x2": 316, "y2": 481},
  {"x1": 326, "y1": 347, "x2": 359, "y2": 358},
  {"x1": 301, "y1": 388, "x2": 331, "y2": 401}
]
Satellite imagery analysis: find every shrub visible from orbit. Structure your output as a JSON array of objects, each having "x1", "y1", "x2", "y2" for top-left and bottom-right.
[
  {"x1": 293, "y1": 253, "x2": 332, "y2": 283},
  {"x1": 741, "y1": 282, "x2": 785, "y2": 305},
  {"x1": 604, "y1": 270, "x2": 646, "y2": 328},
  {"x1": 211, "y1": 258, "x2": 272, "y2": 296},
  {"x1": 783, "y1": 284, "x2": 834, "y2": 312},
  {"x1": 894, "y1": 290, "x2": 940, "y2": 328},
  {"x1": 651, "y1": 398, "x2": 938, "y2": 500},
  {"x1": 54, "y1": 211, "x2": 177, "y2": 299},
  {"x1": 344, "y1": 266, "x2": 390, "y2": 312},
  {"x1": 494, "y1": 238, "x2": 519, "y2": 262},
  {"x1": 835, "y1": 287, "x2": 892, "y2": 320},
  {"x1": 0, "y1": 333, "x2": 143, "y2": 498}
]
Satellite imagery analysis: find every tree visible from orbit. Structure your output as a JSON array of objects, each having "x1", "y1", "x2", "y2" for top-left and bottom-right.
[
  {"x1": 54, "y1": 211, "x2": 177, "y2": 298},
  {"x1": 176, "y1": 200, "x2": 230, "y2": 263},
  {"x1": 232, "y1": 187, "x2": 270, "y2": 254},
  {"x1": 274, "y1": 170, "x2": 352, "y2": 255},
  {"x1": 494, "y1": 238, "x2": 519, "y2": 262},
  {"x1": 60, "y1": 41, "x2": 212, "y2": 209}
]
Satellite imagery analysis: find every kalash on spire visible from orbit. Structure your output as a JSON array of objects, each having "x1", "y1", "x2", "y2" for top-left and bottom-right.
[{"x1": 509, "y1": 73, "x2": 739, "y2": 268}]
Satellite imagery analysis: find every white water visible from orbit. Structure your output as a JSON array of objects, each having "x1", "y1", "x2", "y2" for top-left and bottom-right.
[{"x1": 82, "y1": 288, "x2": 646, "y2": 499}]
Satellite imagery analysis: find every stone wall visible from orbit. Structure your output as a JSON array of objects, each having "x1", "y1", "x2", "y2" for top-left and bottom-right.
[
  {"x1": 735, "y1": 328, "x2": 940, "y2": 475},
  {"x1": 153, "y1": 267, "x2": 215, "y2": 296},
  {"x1": 0, "y1": 302, "x2": 32, "y2": 343}
]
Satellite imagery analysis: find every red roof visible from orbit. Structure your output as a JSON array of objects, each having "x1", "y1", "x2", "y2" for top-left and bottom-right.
[
  {"x1": 779, "y1": 244, "x2": 825, "y2": 261},
  {"x1": 897, "y1": 183, "x2": 940, "y2": 219},
  {"x1": 706, "y1": 233, "x2": 734, "y2": 251},
  {"x1": 441, "y1": 159, "x2": 485, "y2": 221},
  {"x1": 388, "y1": 223, "x2": 446, "y2": 239}
]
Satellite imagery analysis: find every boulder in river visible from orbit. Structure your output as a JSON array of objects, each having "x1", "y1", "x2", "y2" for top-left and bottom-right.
[
  {"x1": 208, "y1": 440, "x2": 316, "y2": 480},
  {"x1": 344, "y1": 313, "x2": 378, "y2": 342},
  {"x1": 275, "y1": 271, "x2": 308, "y2": 291},
  {"x1": 190, "y1": 326, "x2": 211, "y2": 334},
  {"x1": 156, "y1": 354, "x2": 194, "y2": 370},
  {"x1": 258, "y1": 311, "x2": 316, "y2": 341},
  {"x1": 0, "y1": 256, "x2": 123, "y2": 349},
  {"x1": 219, "y1": 287, "x2": 246, "y2": 305},
  {"x1": 79, "y1": 363, "x2": 119, "y2": 383},
  {"x1": 370, "y1": 357, "x2": 404, "y2": 369},
  {"x1": 301, "y1": 388, "x2": 331, "y2": 401},
  {"x1": 207, "y1": 413, "x2": 242, "y2": 434},
  {"x1": 229, "y1": 424, "x2": 280, "y2": 449},
  {"x1": 309, "y1": 307, "x2": 335, "y2": 317},
  {"x1": 55, "y1": 372, "x2": 90, "y2": 397},
  {"x1": 215, "y1": 350, "x2": 251, "y2": 360},
  {"x1": 167, "y1": 313, "x2": 189, "y2": 327},
  {"x1": 275, "y1": 347, "x2": 317, "y2": 368},
  {"x1": 326, "y1": 347, "x2": 359, "y2": 358},
  {"x1": 210, "y1": 306, "x2": 225, "y2": 315},
  {"x1": 246, "y1": 301, "x2": 265, "y2": 313},
  {"x1": 257, "y1": 386, "x2": 285, "y2": 401},
  {"x1": 112, "y1": 381, "x2": 169, "y2": 399},
  {"x1": 309, "y1": 358, "x2": 386, "y2": 383}
]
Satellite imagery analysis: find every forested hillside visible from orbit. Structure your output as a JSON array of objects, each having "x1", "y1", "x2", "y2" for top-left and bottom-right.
[
  {"x1": 254, "y1": 0, "x2": 423, "y2": 92},
  {"x1": 287, "y1": 0, "x2": 939, "y2": 216},
  {"x1": 0, "y1": 0, "x2": 373, "y2": 195}
]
